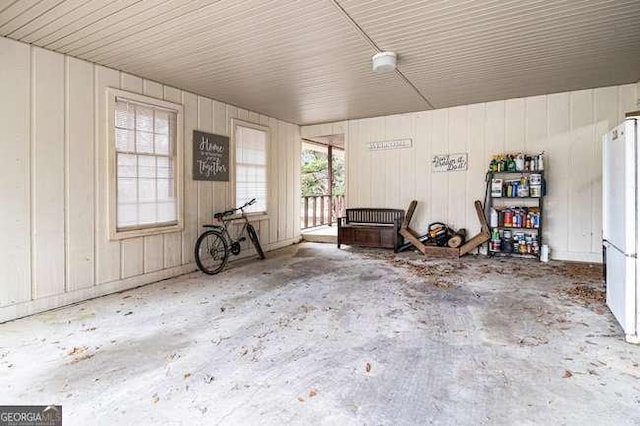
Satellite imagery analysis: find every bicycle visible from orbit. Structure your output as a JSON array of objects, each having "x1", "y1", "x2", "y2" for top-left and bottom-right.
[{"x1": 195, "y1": 198, "x2": 266, "y2": 275}]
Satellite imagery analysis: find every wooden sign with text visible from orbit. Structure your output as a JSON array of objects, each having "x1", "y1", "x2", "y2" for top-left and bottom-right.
[
  {"x1": 193, "y1": 130, "x2": 229, "y2": 181},
  {"x1": 432, "y1": 153, "x2": 468, "y2": 172}
]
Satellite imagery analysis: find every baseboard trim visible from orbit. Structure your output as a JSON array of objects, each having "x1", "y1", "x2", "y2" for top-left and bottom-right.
[{"x1": 551, "y1": 250, "x2": 602, "y2": 263}]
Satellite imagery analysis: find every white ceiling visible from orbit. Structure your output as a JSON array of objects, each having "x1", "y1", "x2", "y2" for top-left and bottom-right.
[{"x1": 1, "y1": 0, "x2": 639, "y2": 125}]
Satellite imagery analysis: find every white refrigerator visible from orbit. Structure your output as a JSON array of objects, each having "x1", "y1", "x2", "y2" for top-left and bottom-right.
[{"x1": 603, "y1": 116, "x2": 639, "y2": 344}]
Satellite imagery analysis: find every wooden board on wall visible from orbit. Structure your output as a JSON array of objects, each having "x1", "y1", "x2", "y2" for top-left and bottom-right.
[
  {"x1": 182, "y1": 92, "x2": 199, "y2": 264},
  {"x1": 0, "y1": 37, "x2": 31, "y2": 306},
  {"x1": 66, "y1": 56, "x2": 95, "y2": 291},
  {"x1": 32, "y1": 47, "x2": 66, "y2": 298},
  {"x1": 95, "y1": 65, "x2": 121, "y2": 284}
]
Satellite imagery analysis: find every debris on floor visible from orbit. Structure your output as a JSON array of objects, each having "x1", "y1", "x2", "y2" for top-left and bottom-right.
[
  {"x1": 564, "y1": 283, "x2": 606, "y2": 305},
  {"x1": 0, "y1": 243, "x2": 634, "y2": 426}
]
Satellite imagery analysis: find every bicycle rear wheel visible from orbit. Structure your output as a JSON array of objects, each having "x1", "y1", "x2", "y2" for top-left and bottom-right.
[
  {"x1": 195, "y1": 230, "x2": 229, "y2": 274},
  {"x1": 246, "y1": 224, "x2": 265, "y2": 259}
]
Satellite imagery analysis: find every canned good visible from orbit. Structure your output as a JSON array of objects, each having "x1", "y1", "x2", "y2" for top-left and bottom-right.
[
  {"x1": 530, "y1": 173, "x2": 542, "y2": 185},
  {"x1": 530, "y1": 185, "x2": 541, "y2": 198}
]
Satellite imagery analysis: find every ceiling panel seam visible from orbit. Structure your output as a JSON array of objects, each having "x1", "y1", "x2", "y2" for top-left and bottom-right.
[
  {"x1": 6, "y1": 0, "x2": 68, "y2": 37},
  {"x1": 0, "y1": 0, "x2": 21, "y2": 17},
  {"x1": 0, "y1": 0, "x2": 43, "y2": 32},
  {"x1": 41, "y1": 0, "x2": 145, "y2": 49},
  {"x1": 329, "y1": 0, "x2": 435, "y2": 110}
]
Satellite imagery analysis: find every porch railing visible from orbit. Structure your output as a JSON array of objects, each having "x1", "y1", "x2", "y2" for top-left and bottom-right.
[{"x1": 301, "y1": 195, "x2": 345, "y2": 229}]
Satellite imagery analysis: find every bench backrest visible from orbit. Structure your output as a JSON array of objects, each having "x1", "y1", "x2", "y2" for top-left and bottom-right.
[{"x1": 345, "y1": 208, "x2": 404, "y2": 225}]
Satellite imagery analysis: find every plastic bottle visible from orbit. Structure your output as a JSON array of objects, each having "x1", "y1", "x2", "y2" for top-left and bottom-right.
[
  {"x1": 515, "y1": 153, "x2": 524, "y2": 171},
  {"x1": 538, "y1": 151, "x2": 544, "y2": 171},
  {"x1": 490, "y1": 208, "x2": 498, "y2": 227}
]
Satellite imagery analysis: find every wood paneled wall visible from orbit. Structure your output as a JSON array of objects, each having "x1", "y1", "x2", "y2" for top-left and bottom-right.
[
  {"x1": 0, "y1": 37, "x2": 301, "y2": 321},
  {"x1": 303, "y1": 83, "x2": 639, "y2": 262}
]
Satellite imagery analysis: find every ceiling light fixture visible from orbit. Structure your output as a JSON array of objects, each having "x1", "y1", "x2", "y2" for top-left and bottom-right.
[{"x1": 372, "y1": 51, "x2": 397, "y2": 73}]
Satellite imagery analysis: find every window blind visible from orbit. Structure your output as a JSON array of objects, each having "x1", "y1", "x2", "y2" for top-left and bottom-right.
[
  {"x1": 115, "y1": 98, "x2": 178, "y2": 229},
  {"x1": 236, "y1": 125, "x2": 267, "y2": 214}
]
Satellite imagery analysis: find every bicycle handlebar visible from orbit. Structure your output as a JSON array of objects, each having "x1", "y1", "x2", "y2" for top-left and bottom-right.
[
  {"x1": 213, "y1": 198, "x2": 257, "y2": 221},
  {"x1": 239, "y1": 198, "x2": 256, "y2": 210}
]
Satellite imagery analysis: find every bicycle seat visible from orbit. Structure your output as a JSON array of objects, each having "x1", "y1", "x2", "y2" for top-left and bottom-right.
[{"x1": 213, "y1": 209, "x2": 235, "y2": 219}]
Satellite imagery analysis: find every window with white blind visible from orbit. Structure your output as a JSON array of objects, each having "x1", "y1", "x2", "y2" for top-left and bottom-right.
[
  {"x1": 235, "y1": 122, "x2": 268, "y2": 214},
  {"x1": 107, "y1": 89, "x2": 183, "y2": 239}
]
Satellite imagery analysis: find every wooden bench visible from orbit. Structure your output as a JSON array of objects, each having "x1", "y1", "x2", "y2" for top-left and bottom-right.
[{"x1": 337, "y1": 208, "x2": 405, "y2": 252}]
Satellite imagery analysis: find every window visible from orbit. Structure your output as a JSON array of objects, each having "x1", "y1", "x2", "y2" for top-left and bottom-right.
[
  {"x1": 234, "y1": 122, "x2": 268, "y2": 214},
  {"x1": 108, "y1": 89, "x2": 183, "y2": 239}
]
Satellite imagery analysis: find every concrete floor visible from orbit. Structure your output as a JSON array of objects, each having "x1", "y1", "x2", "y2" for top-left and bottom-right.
[
  {"x1": 1, "y1": 243, "x2": 639, "y2": 425},
  {"x1": 301, "y1": 225, "x2": 338, "y2": 244}
]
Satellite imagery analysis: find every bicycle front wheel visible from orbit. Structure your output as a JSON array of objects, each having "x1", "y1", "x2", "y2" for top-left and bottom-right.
[
  {"x1": 246, "y1": 224, "x2": 265, "y2": 259},
  {"x1": 195, "y1": 230, "x2": 229, "y2": 274}
]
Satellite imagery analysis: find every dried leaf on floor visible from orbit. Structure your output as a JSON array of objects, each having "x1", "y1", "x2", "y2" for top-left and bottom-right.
[
  {"x1": 184, "y1": 373, "x2": 191, "y2": 379},
  {"x1": 365, "y1": 362, "x2": 371, "y2": 373},
  {"x1": 69, "y1": 353, "x2": 95, "y2": 364},
  {"x1": 563, "y1": 370, "x2": 573, "y2": 378},
  {"x1": 298, "y1": 396, "x2": 305, "y2": 402},
  {"x1": 564, "y1": 284, "x2": 605, "y2": 305},
  {"x1": 309, "y1": 389, "x2": 317, "y2": 397},
  {"x1": 67, "y1": 346, "x2": 88, "y2": 356}
]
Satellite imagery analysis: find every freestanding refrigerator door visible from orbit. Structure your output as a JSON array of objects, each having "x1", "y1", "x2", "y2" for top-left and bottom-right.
[
  {"x1": 602, "y1": 121, "x2": 636, "y2": 253},
  {"x1": 605, "y1": 243, "x2": 638, "y2": 343}
]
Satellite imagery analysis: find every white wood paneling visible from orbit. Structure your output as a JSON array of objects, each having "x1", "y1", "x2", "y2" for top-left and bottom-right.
[
  {"x1": 0, "y1": 37, "x2": 31, "y2": 306},
  {"x1": 268, "y1": 116, "x2": 279, "y2": 242},
  {"x1": 121, "y1": 238, "x2": 143, "y2": 279},
  {"x1": 447, "y1": 107, "x2": 468, "y2": 230},
  {"x1": 95, "y1": 65, "x2": 121, "y2": 284},
  {"x1": 143, "y1": 235, "x2": 163, "y2": 274},
  {"x1": 545, "y1": 92, "x2": 571, "y2": 256},
  {"x1": 318, "y1": 83, "x2": 639, "y2": 262},
  {"x1": 32, "y1": 47, "x2": 65, "y2": 298},
  {"x1": 181, "y1": 91, "x2": 199, "y2": 265},
  {"x1": 568, "y1": 90, "x2": 595, "y2": 253},
  {"x1": 163, "y1": 232, "x2": 182, "y2": 269},
  {"x1": 163, "y1": 86, "x2": 184, "y2": 269},
  {"x1": 197, "y1": 96, "x2": 213, "y2": 229},
  {"x1": 212, "y1": 100, "x2": 228, "y2": 214},
  {"x1": 66, "y1": 56, "x2": 95, "y2": 291},
  {"x1": 466, "y1": 104, "x2": 486, "y2": 232},
  {"x1": 0, "y1": 37, "x2": 301, "y2": 322}
]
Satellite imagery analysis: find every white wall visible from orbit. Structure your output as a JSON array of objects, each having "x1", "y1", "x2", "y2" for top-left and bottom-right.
[
  {"x1": 0, "y1": 37, "x2": 301, "y2": 322},
  {"x1": 303, "y1": 83, "x2": 639, "y2": 263}
]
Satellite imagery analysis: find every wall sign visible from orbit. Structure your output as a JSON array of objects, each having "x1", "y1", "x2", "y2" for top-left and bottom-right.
[
  {"x1": 193, "y1": 130, "x2": 229, "y2": 181},
  {"x1": 432, "y1": 153, "x2": 468, "y2": 172},
  {"x1": 367, "y1": 138, "x2": 413, "y2": 151}
]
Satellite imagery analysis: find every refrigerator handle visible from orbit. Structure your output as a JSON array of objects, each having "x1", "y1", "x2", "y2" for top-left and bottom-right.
[{"x1": 602, "y1": 244, "x2": 607, "y2": 282}]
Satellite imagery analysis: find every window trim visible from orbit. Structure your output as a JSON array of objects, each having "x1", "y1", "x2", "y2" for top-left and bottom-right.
[
  {"x1": 107, "y1": 87, "x2": 184, "y2": 240},
  {"x1": 231, "y1": 119, "x2": 270, "y2": 219}
]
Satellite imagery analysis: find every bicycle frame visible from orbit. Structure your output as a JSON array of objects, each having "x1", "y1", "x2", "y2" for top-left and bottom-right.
[
  {"x1": 206, "y1": 199, "x2": 258, "y2": 253},
  {"x1": 216, "y1": 211, "x2": 251, "y2": 248}
]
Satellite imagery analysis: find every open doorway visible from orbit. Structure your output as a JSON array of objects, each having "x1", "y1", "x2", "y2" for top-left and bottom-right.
[{"x1": 300, "y1": 134, "x2": 345, "y2": 243}]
